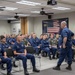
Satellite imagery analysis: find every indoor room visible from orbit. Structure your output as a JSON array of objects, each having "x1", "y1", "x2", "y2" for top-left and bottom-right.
[{"x1": 0, "y1": 0, "x2": 75, "y2": 75}]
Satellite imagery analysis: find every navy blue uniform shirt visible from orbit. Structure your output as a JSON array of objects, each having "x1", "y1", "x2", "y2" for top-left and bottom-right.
[
  {"x1": 13, "y1": 42, "x2": 25, "y2": 53},
  {"x1": 61, "y1": 27, "x2": 74, "y2": 47},
  {"x1": 1, "y1": 43, "x2": 10, "y2": 49},
  {"x1": 41, "y1": 39, "x2": 50, "y2": 48},
  {"x1": 30, "y1": 37, "x2": 39, "y2": 47},
  {"x1": 9, "y1": 38, "x2": 16, "y2": 45},
  {"x1": 0, "y1": 43, "x2": 6, "y2": 58}
]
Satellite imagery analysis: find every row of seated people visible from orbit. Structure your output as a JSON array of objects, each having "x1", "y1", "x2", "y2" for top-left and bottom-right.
[
  {"x1": 23, "y1": 33, "x2": 75, "y2": 61},
  {"x1": 5, "y1": 33, "x2": 59, "y2": 60},
  {"x1": 0, "y1": 35, "x2": 40, "y2": 75},
  {"x1": 2, "y1": 33, "x2": 75, "y2": 60},
  {"x1": 0, "y1": 32, "x2": 75, "y2": 75},
  {"x1": 23, "y1": 33, "x2": 59, "y2": 60}
]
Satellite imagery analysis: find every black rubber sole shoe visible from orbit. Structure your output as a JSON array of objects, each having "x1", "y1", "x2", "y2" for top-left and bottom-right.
[
  {"x1": 66, "y1": 67, "x2": 72, "y2": 71},
  {"x1": 53, "y1": 66, "x2": 60, "y2": 71},
  {"x1": 33, "y1": 69, "x2": 40, "y2": 72}
]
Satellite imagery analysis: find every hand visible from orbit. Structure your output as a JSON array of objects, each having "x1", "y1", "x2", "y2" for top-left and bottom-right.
[
  {"x1": 63, "y1": 44, "x2": 66, "y2": 48},
  {"x1": 0, "y1": 59, "x2": 2, "y2": 62},
  {"x1": 59, "y1": 46, "x2": 61, "y2": 48},
  {"x1": 11, "y1": 42, "x2": 14, "y2": 45},
  {"x1": 24, "y1": 53, "x2": 27, "y2": 56},
  {"x1": 8, "y1": 47, "x2": 11, "y2": 49},
  {"x1": 38, "y1": 46, "x2": 40, "y2": 48}
]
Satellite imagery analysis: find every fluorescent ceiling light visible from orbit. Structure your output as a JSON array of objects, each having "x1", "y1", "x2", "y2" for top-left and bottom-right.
[
  {"x1": 52, "y1": 7, "x2": 70, "y2": 10},
  {"x1": 31, "y1": 11, "x2": 40, "y2": 13},
  {"x1": 16, "y1": 0, "x2": 41, "y2": 6},
  {"x1": 18, "y1": 14, "x2": 30, "y2": 16},
  {"x1": 0, "y1": 6, "x2": 18, "y2": 11},
  {"x1": 7, "y1": 17, "x2": 16, "y2": 20},
  {"x1": 4, "y1": 7, "x2": 18, "y2": 11}
]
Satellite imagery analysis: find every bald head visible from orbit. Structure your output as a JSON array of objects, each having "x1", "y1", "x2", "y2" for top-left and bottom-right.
[
  {"x1": 17, "y1": 35, "x2": 22, "y2": 42},
  {"x1": 61, "y1": 21, "x2": 67, "y2": 29}
]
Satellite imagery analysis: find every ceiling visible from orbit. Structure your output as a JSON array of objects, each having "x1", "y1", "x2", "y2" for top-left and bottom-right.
[{"x1": 0, "y1": 0, "x2": 75, "y2": 20}]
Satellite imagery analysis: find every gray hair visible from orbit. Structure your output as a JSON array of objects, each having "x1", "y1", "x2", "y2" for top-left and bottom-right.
[{"x1": 61, "y1": 21, "x2": 67, "y2": 26}]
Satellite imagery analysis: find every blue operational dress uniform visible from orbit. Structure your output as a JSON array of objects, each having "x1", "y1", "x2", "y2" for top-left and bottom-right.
[
  {"x1": 9, "y1": 38, "x2": 16, "y2": 45},
  {"x1": 0, "y1": 43, "x2": 12, "y2": 73},
  {"x1": 71, "y1": 39, "x2": 75, "y2": 60},
  {"x1": 30, "y1": 37, "x2": 40, "y2": 54},
  {"x1": 6, "y1": 37, "x2": 11, "y2": 44},
  {"x1": 41, "y1": 39, "x2": 51, "y2": 59},
  {"x1": 1, "y1": 43, "x2": 10, "y2": 49},
  {"x1": 57, "y1": 27, "x2": 74, "y2": 66},
  {"x1": 12, "y1": 42, "x2": 36, "y2": 70}
]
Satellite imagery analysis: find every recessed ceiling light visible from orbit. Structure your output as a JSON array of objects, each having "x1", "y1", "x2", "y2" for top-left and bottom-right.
[
  {"x1": 52, "y1": 7, "x2": 70, "y2": 10},
  {"x1": 18, "y1": 14, "x2": 30, "y2": 16},
  {"x1": 16, "y1": 0, "x2": 41, "y2": 6},
  {"x1": 7, "y1": 17, "x2": 16, "y2": 20},
  {"x1": 31, "y1": 11, "x2": 40, "y2": 13}
]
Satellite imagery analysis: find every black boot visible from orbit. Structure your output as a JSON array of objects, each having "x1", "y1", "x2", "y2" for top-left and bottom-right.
[
  {"x1": 52, "y1": 56, "x2": 55, "y2": 59},
  {"x1": 33, "y1": 67, "x2": 40, "y2": 72},
  {"x1": 53, "y1": 64, "x2": 60, "y2": 71},
  {"x1": 13, "y1": 61, "x2": 18, "y2": 67},
  {"x1": 7, "y1": 72, "x2": 12, "y2": 75},
  {"x1": 49, "y1": 56, "x2": 52, "y2": 60},
  {"x1": 24, "y1": 69, "x2": 29, "y2": 75},
  {"x1": 66, "y1": 64, "x2": 72, "y2": 71},
  {"x1": 1, "y1": 64, "x2": 6, "y2": 70}
]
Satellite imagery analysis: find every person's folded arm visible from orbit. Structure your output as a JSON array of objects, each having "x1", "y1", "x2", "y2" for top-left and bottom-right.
[{"x1": 13, "y1": 50, "x2": 23, "y2": 55}]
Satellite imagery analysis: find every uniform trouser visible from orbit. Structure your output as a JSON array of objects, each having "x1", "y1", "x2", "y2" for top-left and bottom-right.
[
  {"x1": 1, "y1": 57, "x2": 12, "y2": 73},
  {"x1": 72, "y1": 49, "x2": 74, "y2": 60},
  {"x1": 15, "y1": 54, "x2": 35, "y2": 70},
  {"x1": 57, "y1": 47, "x2": 72, "y2": 66},
  {"x1": 34, "y1": 47, "x2": 40, "y2": 54},
  {"x1": 51, "y1": 47, "x2": 57, "y2": 57},
  {"x1": 42, "y1": 47, "x2": 51, "y2": 57}
]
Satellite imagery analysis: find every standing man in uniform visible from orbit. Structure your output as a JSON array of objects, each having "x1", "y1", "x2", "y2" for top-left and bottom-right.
[{"x1": 53, "y1": 21, "x2": 74, "y2": 71}]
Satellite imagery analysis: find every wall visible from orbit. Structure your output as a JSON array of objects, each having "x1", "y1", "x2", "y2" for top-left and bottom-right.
[
  {"x1": 34, "y1": 12, "x2": 75, "y2": 37},
  {"x1": 1, "y1": 12, "x2": 74, "y2": 36},
  {"x1": 34, "y1": 16, "x2": 47, "y2": 36},
  {"x1": 27, "y1": 17, "x2": 34, "y2": 34},
  {"x1": 10, "y1": 21, "x2": 21, "y2": 34},
  {"x1": 0, "y1": 20, "x2": 11, "y2": 35}
]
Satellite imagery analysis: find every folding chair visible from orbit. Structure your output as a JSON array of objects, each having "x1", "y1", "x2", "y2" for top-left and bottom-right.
[
  {"x1": 6, "y1": 49, "x2": 23, "y2": 73},
  {"x1": 26, "y1": 46, "x2": 41, "y2": 70}
]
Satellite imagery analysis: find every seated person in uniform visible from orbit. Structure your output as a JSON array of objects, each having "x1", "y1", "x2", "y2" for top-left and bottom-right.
[
  {"x1": 39, "y1": 34, "x2": 43, "y2": 45},
  {"x1": 49, "y1": 34, "x2": 57, "y2": 59},
  {"x1": 29, "y1": 33, "x2": 41, "y2": 55},
  {"x1": 0, "y1": 36, "x2": 12, "y2": 75},
  {"x1": 9, "y1": 34, "x2": 16, "y2": 46},
  {"x1": 8, "y1": 34, "x2": 18, "y2": 67},
  {"x1": 0, "y1": 35, "x2": 12, "y2": 70},
  {"x1": 6, "y1": 34, "x2": 11, "y2": 44},
  {"x1": 41, "y1": 34, "x2": 51, "y2": 60},
  {"x1": 12, "y1": 35, "x2": 40, "y2": 75}
]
